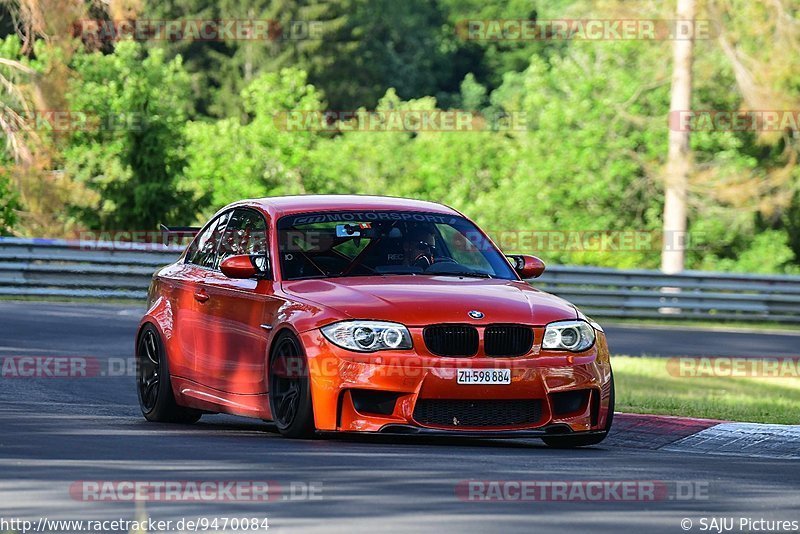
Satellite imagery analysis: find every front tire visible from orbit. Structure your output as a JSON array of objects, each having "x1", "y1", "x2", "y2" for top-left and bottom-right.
[
  {"x1": 542, "y1": 372, "x2": 615, "y2": 448},
  {"x1": 136, "y1": 324, "x2": 201, "y2": 424},
  {"x1": 268, "y1": 332, "x2": 315, "y2": 439}
]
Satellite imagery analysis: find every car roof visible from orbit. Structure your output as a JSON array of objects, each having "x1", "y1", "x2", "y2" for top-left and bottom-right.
[{"x1": 231, "y1": 195, "x2": 462, "y2": 219}]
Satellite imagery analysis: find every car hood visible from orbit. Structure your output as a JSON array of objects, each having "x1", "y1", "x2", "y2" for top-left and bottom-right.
[{"x1": 282, "y1": 276, "x2": 577, "y2": 326}]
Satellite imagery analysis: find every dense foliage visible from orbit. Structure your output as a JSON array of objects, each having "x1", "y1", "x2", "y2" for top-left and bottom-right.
[{"x1": 0, "y1": 0, "x2": 798, "y2": 273}]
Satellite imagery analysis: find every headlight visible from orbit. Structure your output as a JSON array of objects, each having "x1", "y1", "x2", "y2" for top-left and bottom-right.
[
  {"x1": 542, "y1": 320, "x2": 596, "y2": 352},
  {"x1": 321, "y1": 320, "x2": 413, "y2": 352}
]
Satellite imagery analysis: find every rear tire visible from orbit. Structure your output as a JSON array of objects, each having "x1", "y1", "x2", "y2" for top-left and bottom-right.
[
  {"x1": 136, "y1": 324, "x2": 201, "y2": 424},
  {"x1": 268, "y1": 332, "x2": 316, "y2": 439},
  {"x1": 542, "y1": 371, "x2": 614, "y2": 448}
]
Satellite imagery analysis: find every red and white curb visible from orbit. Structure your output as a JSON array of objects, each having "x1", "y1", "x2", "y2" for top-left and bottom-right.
[
  {"x1": 611, "y1": 413, "x2": 800, "y2": 459},
  {"x1": 661, "y1": 422, "x2": 800, "y2": 459}
]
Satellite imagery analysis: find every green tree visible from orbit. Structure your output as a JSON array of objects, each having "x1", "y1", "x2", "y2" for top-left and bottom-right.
[
  {"x1": 65, "y1": 40, "x2": 203, "y2": 230},
  {"x1": 140, "y1": 0, "x2": 337, "y2": 116},
  {"x1": 306, "y1": 0, "x2": 459, "y2": 109},
  {"x1": 144, "y1": 0, "x2": 465, "y2": 113},
  {"x1": 182, "y1": 67, "x2": 327, "y2": 214}
]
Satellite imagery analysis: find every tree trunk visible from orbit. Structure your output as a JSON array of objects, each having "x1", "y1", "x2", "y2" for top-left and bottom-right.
[{"x1": 661, "y1": 0, "x2": 696, "y2": 274}]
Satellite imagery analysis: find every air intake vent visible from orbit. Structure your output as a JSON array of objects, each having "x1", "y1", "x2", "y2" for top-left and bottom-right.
[
  {"x1": 484, "y1": 325, "x2": 534, "y2": 357},
  {"x1": 413, "y1": 399, "x2": 543, "y2": 427},
  {"x1": 424, "y1": 325, "x2": 478, "y2": 357}
]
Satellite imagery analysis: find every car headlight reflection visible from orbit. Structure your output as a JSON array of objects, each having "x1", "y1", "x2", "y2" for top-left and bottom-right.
[
  {"x1": 542, "y1": 320, "x2": 596, "y2": 352},
  {"x1": 322, "y1": 321, "x2": 413, "y2": 352}
]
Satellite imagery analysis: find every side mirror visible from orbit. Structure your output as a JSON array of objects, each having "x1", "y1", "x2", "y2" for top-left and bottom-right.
[
  {"x1": 507, "y1": 254, "x2": 545, "y2": 279},
  {"x1": 220, "y1": 255, "x2": 269, "y2": 279}
]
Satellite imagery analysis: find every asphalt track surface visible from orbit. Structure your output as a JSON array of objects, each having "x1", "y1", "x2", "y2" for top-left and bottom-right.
[{"x1": 1, "y1": 301, "x2": 798, "y2": 533}]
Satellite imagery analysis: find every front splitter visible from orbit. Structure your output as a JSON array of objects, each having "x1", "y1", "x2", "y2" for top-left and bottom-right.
[{"x1": 323, "y1": 424, "x2": 607, "y2": 439}]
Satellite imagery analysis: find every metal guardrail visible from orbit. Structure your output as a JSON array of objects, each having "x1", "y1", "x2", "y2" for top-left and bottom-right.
[
  {"x1": 2, "y1": 237, "x2": 800, "y2": 322},
  {"x1": 0, "y1": 237, "x2": 182, "y2": 300}
]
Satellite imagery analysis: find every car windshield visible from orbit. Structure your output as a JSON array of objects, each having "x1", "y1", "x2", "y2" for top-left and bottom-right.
[{"x1": 277, "y1": 210, "x2": 517, "y2": 281}]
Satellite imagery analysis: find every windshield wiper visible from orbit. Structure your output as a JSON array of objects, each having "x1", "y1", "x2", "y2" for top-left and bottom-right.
[
  {"x1": 327, "y1": 270, "x2": 493, "y2": 279},
  {"x1": 327, "y1": 271, "x2": 418, "y2": 278},
  {"x1": 441, "y1": 271, "x2": 493, "y2": 279}
]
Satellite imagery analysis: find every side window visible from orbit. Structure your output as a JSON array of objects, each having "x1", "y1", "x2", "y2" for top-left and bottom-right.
[
  {"x1": 186, "y1": 211, "x2": 232, "y2": 268},
  {"x1": 217, "y1": 208, "x2": 270, "y2": 273}
]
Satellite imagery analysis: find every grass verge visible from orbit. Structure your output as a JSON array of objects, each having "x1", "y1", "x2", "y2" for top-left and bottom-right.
[{"x1": 613, "y1": 356, "x2": 800, "y2": 425}]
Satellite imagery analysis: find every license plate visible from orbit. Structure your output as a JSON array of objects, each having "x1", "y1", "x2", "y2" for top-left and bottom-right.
[{"x1": 457, "y1": 369, "x2": 511, "y2": 385}]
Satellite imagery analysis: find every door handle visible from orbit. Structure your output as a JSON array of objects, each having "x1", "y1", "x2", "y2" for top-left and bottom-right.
[{"x1": 193, "y1": 290, "x2": 210, "y2": 303}]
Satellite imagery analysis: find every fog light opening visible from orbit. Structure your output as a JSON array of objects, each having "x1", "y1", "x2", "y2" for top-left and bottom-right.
[
  {"x1": 550, "y1": 389, "x2": 592, "y2": 417},
  {"x1": 350, "y1": 389, "x2": 401, "y2": 416}
]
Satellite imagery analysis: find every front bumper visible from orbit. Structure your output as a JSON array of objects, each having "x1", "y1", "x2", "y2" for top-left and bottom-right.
[
  {"x1": 299, "y1": 328, "x2": 613, "y2": 434},
  {"x1": 333, "y1": 425, "x2": 609, "y2": 440}
]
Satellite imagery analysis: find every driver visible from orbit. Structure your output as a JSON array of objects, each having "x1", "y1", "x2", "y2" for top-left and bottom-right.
[{"x1": 402, "y1": 224, "x2": 437, "y2": 269}]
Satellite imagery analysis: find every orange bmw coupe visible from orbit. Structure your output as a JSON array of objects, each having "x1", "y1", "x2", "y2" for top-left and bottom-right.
[{"x1": 137, "y1": 195, "x2": 614, "y2": 447}]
